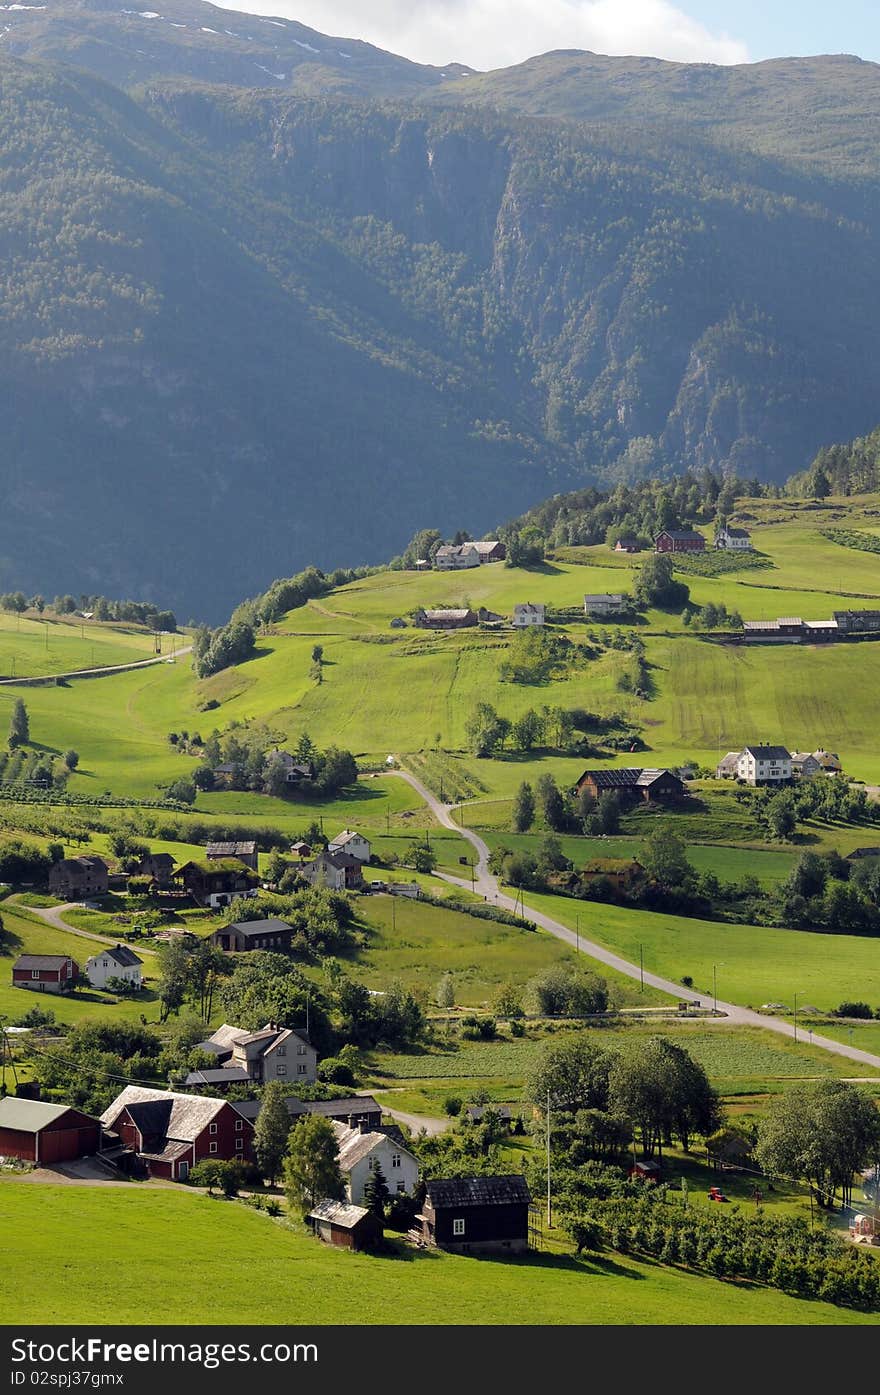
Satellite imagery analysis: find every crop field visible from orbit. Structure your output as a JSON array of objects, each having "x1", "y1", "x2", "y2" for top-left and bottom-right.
[
  {"x1": 480, "y1": 833, "x2": 797, "y2": 887},
  {"x1": 2, "y1": 1183, "x2": 872, "y2": 1326},
  {"x1": 521, "y1": 890, "x2": 880, "y2": 1015}
]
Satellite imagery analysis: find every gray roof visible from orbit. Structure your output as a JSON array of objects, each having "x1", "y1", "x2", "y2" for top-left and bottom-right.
[
  {"x1": 221, "y1": 918, "x2": 293, "y2": 939},
  {"x1": 333, "y1": 1122, "x2": 417, "y2": 1172},
  {"x1": 232, "y1": 1094, "x2": 380, "y2": 1124},
  {"x1": 743, "y1": 745, "x2": 791, "y2": 760},
  {"x1": 100, "y1": 1086, "x2": 229, "y2": 1141},
  {"x1": 425, "y1": 1175, "x2": 531, "y2": 1208},
  {"x1": 0, "y1": 1097, "x2": 94, "y2": 1132},
  {"x1": 85, "y1": 943, "x2": 143, "y2": 968},
  {"x1": 309, "y1": 1199, "x2": 373, "y2": 1229},
  {"x1": 13, "y1": 955, "x2": 72, "y2": 970},
  {"x1": 205, "y1": 841, "x2": 256, "y2": 856},
  {"x1": 184, "y1": 1068, "x2": 250, "y2": 1086}
]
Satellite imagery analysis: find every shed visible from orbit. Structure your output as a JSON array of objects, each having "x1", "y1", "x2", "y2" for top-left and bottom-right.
[
  {"x1": 309, "y1": 1199, "x2": 382, "y2": 1251},
  {"x1": 418, "y1": 1174, "x2": 531, "y2": 1254}
]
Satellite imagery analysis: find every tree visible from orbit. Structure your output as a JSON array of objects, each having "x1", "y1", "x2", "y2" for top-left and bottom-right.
[
  {"x1": 494, "y1": 982, "x2": 524, "y2": 1018},
  {"x1": 63, "y1": 749, "x2": 79, "y2": 771},
  {"x1": 526, "y1": 965, "x2": 608, "y2": 1017},
  {"x1": 283, "y1": 1114, "x2": 345, "y2": 1216},
  {"x1": 464, "y1": 702, "x2": 503, "y2": 757},
  {"x1": 436, "y1": 972, "x2": 455, "y2": 1012},
  {"x1": 167, "y1": 776, "x2": 196, "y2": 805},
  {"x1": 411, "y1": 843, "x2": 437, "y2": 874},
  {"x1": 512, "y1": 708, "x2": 544, "y2": 752},
  {"x1": 8, "y1": 699, "x2": 29, "y2": 750},
  {"x1": 536, "y1": 773, "x2": 567, "y2": 830},
  {"x1": 633, "y1": 554, "x2": 689, "y2": 610},
  {"x1": 767, "y1": 792, "x2": 797, "y2": 841},
  {"x1": 641, "y1": 827, "x2": 694, "y2": 889},
  {"x1": 311, "y1": 644, "x2": 324, "y2": 665},
  {"x1": 254, "y1": 1080, "x2": 293, "y2": 1185},
  {"x1": 524, "y1": 1037, "x2": 611, "y2": 1115},
  {"x1": 512, "y1": 781, "x2": 535, "y2": 833},
  {"x1": 756, "y1": 1080, "x2": 880, "y2": 1208},
  {"x1": 608, "y1": 1036, "x2": 720, "y2": 1158},
  {"x1": 264, "y1": 850, "x2": 288, "y2": 885},
  {"x1": 363, "y1": 1160, "x2": 390, "y2": 1220}
]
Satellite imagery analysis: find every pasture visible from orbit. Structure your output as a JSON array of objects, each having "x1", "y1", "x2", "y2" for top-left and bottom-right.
[{"x1": 0, "y1": 1183, "x2": 873, "y2": 1326}]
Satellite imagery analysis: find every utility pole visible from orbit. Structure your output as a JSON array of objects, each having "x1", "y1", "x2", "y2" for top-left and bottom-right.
[
  {"x1": 639, "y1": 943, "x2": 644, "y2": 993},
  {"x1": 793, "y1": 991, "x2": 798, "y2": 1044},
  {"x1": 713, "y1": 963, "x2": 717, "y2": 1017},
  {"x1": 575, "y1": 913, "x2": 580, "y2": 956},
  {"x1": 471, "y1": 859, "x2": 475, "y2": 892},
  {"x1": 546, "y1": 1087, "x2": 552, "y2": 1229},
  {"x1": 391, "y1": 896, "x2": 396, "y2": 934}
]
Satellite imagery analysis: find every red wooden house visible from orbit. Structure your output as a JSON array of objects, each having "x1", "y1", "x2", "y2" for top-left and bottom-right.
[
  {"x1": 100, "y1": 1086, "x2": 255, "y2": 1181},
  {"x1": 654, "y1": 529, "x2": 705, "y2": 553},
  {"x1": 12, "y1": 954, "x2": 78, "y2": 995},
  {"x1": 0, "y1": 1097, "x2": 102, "y2": 1164}
]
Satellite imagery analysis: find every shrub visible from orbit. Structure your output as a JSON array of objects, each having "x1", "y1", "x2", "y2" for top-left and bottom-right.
[{"x1": 835, "y1": 1002, "x2": 874, "y2": 1019}]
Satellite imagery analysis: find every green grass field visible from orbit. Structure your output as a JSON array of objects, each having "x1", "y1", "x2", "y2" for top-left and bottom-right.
[
  {"x1": 0, "y1": 610, "x2": 165, "y2": 679},
  {"x1": 1, "y1": 1183, "x2": 875, "y2": 1325},
  {"x1": 520, "y1": 890, "x2": 880, "y2": 1016}
]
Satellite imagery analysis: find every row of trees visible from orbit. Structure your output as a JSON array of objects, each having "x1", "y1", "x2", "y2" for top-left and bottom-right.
[{"x1": 0, "y1": 592, "x2": 175, "y2": 630}]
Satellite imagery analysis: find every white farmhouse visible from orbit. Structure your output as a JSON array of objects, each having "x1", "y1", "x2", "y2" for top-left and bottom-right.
[
  {"x1": 333, "y1": 1121, "x2": 420, "y2": 1202},
  {"x1": 434, "y1": 544, "x2": 480, "y2": 571},
  {"x1": 327, "y1": 829, "x2": 371, "y2": 863},
  {"x1": 512, "y1": 603, "x2": 545, "y2": 628},
  {"x1": 584, "y1": 593, "x2": 628, "y2": 616},
  {"x1": 735, "y1": 745, "x2": 792, "y2": 786},
  {"x1": 84, "y1": 943, "x2": 143, "y2": 990},
  {"x1": 715, "y1": 526, "x2": 753, "y2": 551}
]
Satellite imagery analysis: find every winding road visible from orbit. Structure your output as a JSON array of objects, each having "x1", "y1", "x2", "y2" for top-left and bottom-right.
[
  {"x1": 10, "y1": 898, "x2": 156, "y2": 955},
  {"x1": 393, "y1": 765, "x2": 880, "y2": 1073},
  {"x1": 0, "y1": 644, "x2": 192, "y2": 687}
]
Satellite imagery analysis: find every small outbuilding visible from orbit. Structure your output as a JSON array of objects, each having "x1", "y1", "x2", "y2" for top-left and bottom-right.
[
  {"x1": 309, "y1": 1199, "x2": 382, "y2": 1251},
  {"x1": 418, "y1": 1174, "x2": 532, "y2": 1254}
]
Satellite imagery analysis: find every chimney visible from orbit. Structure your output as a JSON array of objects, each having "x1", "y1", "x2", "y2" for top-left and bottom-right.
[{"x1": 359, "y1": 1120, "x2": 371, "y2": 1135}]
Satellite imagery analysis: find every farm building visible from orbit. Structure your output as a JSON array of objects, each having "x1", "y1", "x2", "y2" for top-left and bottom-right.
[
  {"x1": 470, "y1": 540, "x2": 506, "y2": 563},
  {"x1": 715, "y1": 751, "x2": 741, "y2": 779},
  {"x1": 580, "y1": 858, "x2": 644, "y2": 892},
  {"x1": 512, "y1": 603, "x2": 545, "y2": 628},
  {"x1": 309, "y1": 1200, "x2": 382, "y2": 1252},
  {"x1": 183, "y1": 1067, "x2": 251, "y2": 1091},
  {"x1": 174, "y1": 858, "x2": 260, "y2": 907},
  {"x1": 735, "y1": 746, "x2": 792, "y2": 786},
  {"x1": 0, "y1": 1097, "x2": 102, "y2": 1165},
  {"x1": 299, "y1": 850, "x2": 364, "y2": 891},
  {"x1": 101, "y1": 1086, "x2": 254, "y2": 1182},
  {"x1": 833, "y1": 609, "x2": 880, "y2": 634},
  {"x1": 654, "y1": 529, "x2": 705, "y2": 553},
  {"x1": 211, "y1": 918, "x2": 295, "y2": 954},
  {"x1": 290, "y1": 841, "x2": 312, "y2": 859},
  {"x1": 48, "y1": 856, "x2": 108, "y2": 900},
  {"x1": 813, "y1": 748, "x2": 842, "y2": 772},
  {"x1": 417, "y1": 1175, "x2": 532, "y2": 1254},
  {"x1": 434, "y1": 544, "x2": 480, "y2": 570},
  {"x1": 583, "y1": 594, "x2": 628, "y2": 616},
  {"x1": 327, "y1": 829, "x2": 371, "y2": 863},
  {"x1": 265, "y1": 751, "x2": 313, "y2": 784},
  {"x1": 232, "y1": 1094, "x2": 383, "y2": 1131},
  {"x1": 204, "y1": 1022, "x2": 317, "y2": 1086},
  {"x1": 12, "y1": 955, "x2": 78, "y2": 995},
  {"x1": 413, "y1": 608, "x2": 478, "y2": 629},
  {"x1": 574, "y1": 768, "x2": 686, "y2": 804},
  {"x1": 84, "y1": 944, "x2": 143, "y2": 990},
  {"x1": 614, "y1": 538, "x2": 641, "y2": 553},
  {"x1": 333, "y1": 1121, "x2": 420, "y2": 1203},
  {"x1": 134, "y1": 851, "x2": 176, "y2": 887},
  {"x1": 205, "y1": 840, "x2": 258, "y2": 870},
  {"x1": 714, "y1": 526, "x2": 752, "y2": 550},
  {"x1": 790, "y1": 752, "x2": 822, "y2": 779}
]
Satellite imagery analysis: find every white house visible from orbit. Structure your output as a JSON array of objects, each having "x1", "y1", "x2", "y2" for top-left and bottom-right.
[
  {"x1": 332, "y1": 1122, "x2": 420, "y2": 1202},
  {"x1": 84, "y1": 943, "x2": 143, "y2": 990},
  {"x1": 434, "y1": 544, "x2": 480, "y2": 571},
  {"x1": 328, "y1": 829, "x2": 371, "y2": 863},
  {"x1": 790, "y1": 751, "x2": 822, "y2": 779},
  {"x1": 715, "y1": 751, "x2": 741, "y2": 779},
  {"x1": 208, "y1": 1022, "x2": 318, "y2": 1086},
  {"x1": 736, "y1": 745, "x2": 792, "y2": 786},
  {"x1": 715, "y1": 526, "x2": 753, "y2": 551},
  {"x1": 584, "y1": 594, "x2": 627, "y2": 616},
  {"x1": 512, "y1": 603, "x2": 545, "y2": 628}
]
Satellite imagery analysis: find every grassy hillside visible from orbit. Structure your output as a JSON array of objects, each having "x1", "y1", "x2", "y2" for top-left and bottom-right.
[
  {"x1": 0, "y1": 611, "x2": 164, "y2": 679},
  {"x1": 1, "y1": 1183, "x2": 874, "y2": 1326}
]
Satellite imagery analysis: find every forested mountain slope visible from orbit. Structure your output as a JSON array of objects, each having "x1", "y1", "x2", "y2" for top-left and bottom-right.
[{"x1": 2, "y1": 15, "x2": 880, "y2": 613}]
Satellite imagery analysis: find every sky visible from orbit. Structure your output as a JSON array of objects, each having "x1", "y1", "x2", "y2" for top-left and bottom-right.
[{"x1": 217, "y1": 0, "x2": 880, "y2": 69}]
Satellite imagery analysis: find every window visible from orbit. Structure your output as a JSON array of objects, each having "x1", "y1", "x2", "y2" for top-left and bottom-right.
[
  {"x1": 297, "y1": 1064, "x2": 307, "y2": 1075},
  {"x1": 209, "y1": 1122, "x2": 218, "y2": 1135},
  {"x1": 452, "y1": 1218, "x2": 465, "y2": 1237},
  {"x1": 391, "y1": 1153, "x2": 401, "y2": 1169},
  {"x1": 235, "y1": 1139, "x2": 244, "y2": 1151},
  {"x1": 235, "y1": 1119, "x2": 243, "y2": 1132},
  {"x1": 209, "y1": 1142, "x2": 218, "y2": 1155},
  {"x1": 297, "y1": 1045, "x2": 307, "y2": 1055},
  {"x1": 31, "y1": 970, "x2": 40, "y2": 979},
  {"x1": 276, "y1": 1046, "x2": 286, "y2": 1058},
  {"x1": 396, "y1": 1182, "x2": 406, "y2": 1194},
  {"x1": 277, "y1": 1065, "x2": 287, "y2": 1077}
]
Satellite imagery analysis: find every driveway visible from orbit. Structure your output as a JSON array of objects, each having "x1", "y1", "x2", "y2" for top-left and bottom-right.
[
  {"x1": 10, "y1": 897, "x2": 156, "y2": 954},
  {"x1": 392, "y1": 765, "x2": 880, "y2": 1073}
]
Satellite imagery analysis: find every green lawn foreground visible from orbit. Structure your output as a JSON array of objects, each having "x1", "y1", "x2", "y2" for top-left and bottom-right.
[{"x1": 0, "y1": 1183, "x2": 875, "y2": 1326}]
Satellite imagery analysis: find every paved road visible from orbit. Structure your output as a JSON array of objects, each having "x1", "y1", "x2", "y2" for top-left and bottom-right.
[
  {"x1": 392, "y1": 765, "x2": 880, "y2": 1072},
  {"x1": 0, "y1": 644, "x2": 192, "y2": 686},
  {"x1": 11, "y1": 897, "x2": 156, "y2": 955},
  {"x1": 379, "y1": 1104, "x2": 448, "y2": 1137}
]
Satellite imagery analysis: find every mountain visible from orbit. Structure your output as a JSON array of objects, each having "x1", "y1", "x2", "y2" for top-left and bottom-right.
[
  {"x1": 2, "y1": 12, "x2": 880, "y2": 615},
  {"x1": 0, "y1": 0, "x2": 476, "y2": 95}
]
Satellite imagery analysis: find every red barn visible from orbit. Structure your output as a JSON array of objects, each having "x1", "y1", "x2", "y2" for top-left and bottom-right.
[
  {"x1": 12, "y1": 954, "x2": 78, "y2": 994},
  {"x1": 0, "y1": 1097, "x2": 101, "y2": 1164},
  {"x1": 654, "y1": 529, "x2": 705, "y2": 553},
  {"x1": 100, "y1": 1086, "x2": 254, "y2": 1181}
]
